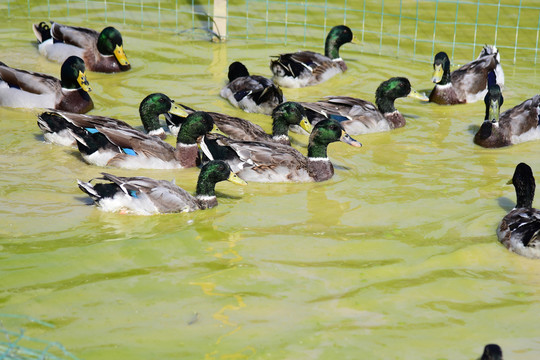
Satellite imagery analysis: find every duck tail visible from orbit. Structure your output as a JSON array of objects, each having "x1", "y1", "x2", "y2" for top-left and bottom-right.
[
  {"x1": 32, "y1": 22, "x2": 52, "y2": 43},
  {"x1": 251, "y1": 84, "x2": 284, "y2": 105},
  {"x1": 68, "y1": 126, "x2": 107, "y2": 155}
]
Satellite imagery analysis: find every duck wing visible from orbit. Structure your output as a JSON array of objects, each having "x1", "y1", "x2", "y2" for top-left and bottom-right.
[
  {"x1": 0, "y1": 63, "x2": 60, "y2": 95},
  {"x1": 499, "y1": 208, "x2": 540, "y2": 254},
  {"x1": 94, "y1": 126, "x2": 176, "y2": 161},
  {"x1": 208, "y1": 111, "x2": 271, "y2": 142},
  {"x1": 50, "y1": 22, "x2": 98, "y2": 49},
  {"x1": 302, "y1": 96, "x2": 385, "y2": 130},
  {"x1": 202, "y1": 133, "x2": 306, "y2": 173},
  {"x1": 499, "y1": 95, "x2": 540, "y2": 136}
]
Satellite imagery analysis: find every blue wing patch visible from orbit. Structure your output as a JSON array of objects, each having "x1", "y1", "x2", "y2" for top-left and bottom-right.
[
  {"x1": 129, "y1": 190, "x2": 138, "y2": 198},
  {"x1": 85, "y1": 127, "x2": 99, "y2": 134},
  {"x1": 329, "y1": 114, "x2": 349, "y2": 122},
  {"x1": 122, "y1": 148, "x2": 137, "y2": 156}
]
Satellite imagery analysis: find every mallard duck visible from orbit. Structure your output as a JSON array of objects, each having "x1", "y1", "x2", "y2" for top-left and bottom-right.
[
  {"x1": 497, "y1": 162, "x2": 540, "y2": 259},
  {"x1": 70, "y1": 111, "x2": 214, "y2": 169},
  {"x1": 481, "y1": 344, "x2": 503, "y2": 360},
  {"x1": 200, "y1": 119, "x2": 361, "y2": 183},
  {"x1": 165, "y1": 101, "x2": 311, "y2": 145},
  {"x1": 474, "y1": 84, "x2": 540, "y2": 148},
  {"x1": 0, "y1": 56, "x2": 93, "y2": 113},
  {"x1": 37, "y1": 93, "x2": 189, "y2": 146},
  {"x1": 429, "y1": 45, "x2": 504, "y2": 105},
  {"x1": 270, "y1": 25, "x2": 355, "y2": 88},
  {"x1": 220, "y1": 61, "x2": 284, "y2": 115},
  {"x1": 300, "y1": 77, "x2": 428, "y2": 135},
  {"x1": 77, "y1": 160, "x2": 246, "y2": 215},
  {"x1": 33, "y1": 21, "x2": 130, "y2": 73}
]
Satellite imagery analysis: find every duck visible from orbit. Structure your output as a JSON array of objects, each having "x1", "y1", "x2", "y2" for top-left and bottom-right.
[
  {"x1": 77, "y1": 160, "x2": 247, "y2": 215},
  {"x1": 497, "y1": 162, "x2": 540, "y2": 259},
  {"x1": 300, "y1": 77, "x2": 428, "y2": 135},
  {"x1": 164, "y1": 101, "x2": 311, "y2": 145},
  {"x1": 429, "y1": 45, "x2": 504, "y2": 105},
  {"x1": 37, "y1": 93, "x2": 189, "y2": 146},
  {"x1": 220, "y1": 61, "x2": 284, "y2": 115},
  {"x1": 33, "y1": 21, "x2": 130, "y2": 73},
  {"x1": 474, "y1": 83, "x2": 540, "y2": 147},
  {"x1": 70, "y1": 111, "x2": 214, "y2": 169},
  {"x1": 0, "y1": 56, "x2": 93, "y2": 113},
  {"x1": 481, "y1": 344, "x2": 503, "y2": 360},
  {"x1": 270, "y1": 25, "x2": 355, "y2": 88},
  {"x1": 200, "y1": 119, "x2": 362, "y2": 183}
]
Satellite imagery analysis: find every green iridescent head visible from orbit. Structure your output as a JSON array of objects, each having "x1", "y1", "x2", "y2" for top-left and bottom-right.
[
  {"x1": 324, "y1": 25, "x2": 354, "y2": 59},
  {"x1": 177, "y1": 111, "x2": 215, "y2": 144},
  {"x1": 60, "y1": 56, "x2": 91, "y2": 92},
  {"x1": 308, "y1": 119, "x2": 361, "y2": 158},
  {"x1": 97, "y1": 26, "x2": 130, "y2": 67},
  {"x1": 196, "y1": 160, "x2": 247, "y2": 196},
  {"x1": 271, "y1": 102, "x2": 311, "y2": 136}
]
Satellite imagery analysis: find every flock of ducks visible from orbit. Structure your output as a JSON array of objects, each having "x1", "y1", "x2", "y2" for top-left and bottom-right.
[{"x1": 1, "y1": 22, "x2": 539, "y2": 263}]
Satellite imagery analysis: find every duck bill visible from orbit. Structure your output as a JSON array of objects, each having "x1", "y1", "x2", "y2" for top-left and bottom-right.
[
  {"x1": 77, "y1": 70, "x2": 92, "y2": 92},
  {"x1": 350, "y1": 35, "x2": 363, "y2": 45},
  {"x1": 169, "y1": 102, "x2": 189, "y2": 117},
  {"x1": 113, "y1": 44, "x2": 130, "y2": 66},
  {"x1": 228, "y1": 172, "x2": 247, "y2": 186},
  {"x1": 407, "y1": 89, "x2": 429, "y2": 101},
  {"x1": 489, "y1": 99, "x2": 500, "y2": 123},
  {"x1": 299, "y1": 116, "x2": 312, "y2": 134},
  {"x1": 340, "y1": 130, "x2": 362, "y2": 147},
  {"x1": 432, "y1": 64, "x2": 443, "y2": 83}
]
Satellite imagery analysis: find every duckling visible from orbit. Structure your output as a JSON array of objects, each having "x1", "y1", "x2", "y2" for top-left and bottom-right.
[
  {"x1": 270, "y1": 25, "x2": 355, "y2": 88},
  {"x1": 37, "y1": 93, "x2": 188, "y2": 146},
  {"x1": 429, "y1": 45, "x2": 504, "y2": 105},
  {"x1": 474, "y1": 84, "x2": 540, "y2": 148},
  {"x1": 0, "y1": 56, "x2": 93, "y2": 113},
  {"x1": 481, "y1": 344, "x2": 503, "y2": 360},
  {"x1": 78, "y1": 160, "x2": 246, "y2": 215},
  {"x1": 165, "y1": 101, "x2": 311, "y2": 145},
  {"x1": 71, "y1": 111, "x2": 214, "y2": 169},
  {"x1": 497, "y1": 162, "x2": 540, "y2": 259},
  {"x1": 301, "y1": 77, "x2": 428, "y2": 135},
  {"x1": 200, "y1": 119, "x2": 361, "y2": 183},
  {"x1": 220, "y1": 61, "x2": 284, "y2": 115},
  {"x1": 33, "y1": 21, "x2": 130, "y2": 73}
]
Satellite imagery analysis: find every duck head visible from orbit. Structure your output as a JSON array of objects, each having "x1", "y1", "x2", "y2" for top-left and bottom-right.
[
  {"x1": 98, "y1": 26, "x2": 130, "y2": 69},
  {"x1": 60, "y1": 56, "x2": 92, "y2": 92}
]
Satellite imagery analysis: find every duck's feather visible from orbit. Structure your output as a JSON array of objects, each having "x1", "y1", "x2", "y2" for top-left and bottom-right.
[
  {"x1": 78, "y1": 173, "x2": 202, "y2": 215},
  {"x1": 220, "y1": 75, "x2": 284, "y2": 115},
  {"x1": 498, "y1": 207, "x2": 540, "y2": 259},
  {"x1": 271, "y1": 51, "x2": 346, "y2": 88},
  {"x1": 301, "y1": 96, "x2": 391, "y2": 135},
  {"x1": 475, "y1": 95, "x2": 540, "y2": 147},
  {"x1": 202, "y1": 134, "x2": 328, "y2": 183}
]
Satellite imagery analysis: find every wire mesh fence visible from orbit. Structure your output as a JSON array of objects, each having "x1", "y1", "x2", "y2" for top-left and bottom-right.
[{"x1": 3, "y1": 0, "x2": 540, "y2": 64}]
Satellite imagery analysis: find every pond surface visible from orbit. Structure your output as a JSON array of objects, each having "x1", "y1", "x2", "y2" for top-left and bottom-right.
[{"x1": 1, "y1": 17, "x2": 540, "y2": 360}]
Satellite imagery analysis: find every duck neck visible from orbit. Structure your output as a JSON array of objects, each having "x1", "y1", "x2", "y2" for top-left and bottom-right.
[
  {"x1": 376, "y1": 95, "x2": 397, "y2": 114},
  {"x1": 516, "y1": 185, "x2": 535, "y2": 208},
  {"x1": 196, "y1": 177, "x2": 218, "y2": 198},
  {"x1": 438, "y1": 63, "x2": 451, "y2": 86},
  {"x1": 139, "y1": 106, "x2": 161, "y2": 134},
  {"x1": 324, "y1": 37, "x2": 341, "y2": 59},
  {"x1": 307, "y1": 141, "x2": 329, "y2": 158},
  {"x1": 272, "y1": 116, "x2": 290, "y2": 139}
]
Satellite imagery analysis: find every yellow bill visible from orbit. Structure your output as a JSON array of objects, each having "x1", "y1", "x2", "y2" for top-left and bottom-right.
[
  {"x1": 299, "y1": 116, "x2": 312, "y2": 134},
  {"x1": 432, "y1": 64, "x2": 444, "y2": 83},
  {"x1": 169, "y1": 102, "x2": 189, "y2": 117},
  {"x1": 228, "y1": 172, "x2": 247, "y2": 186},
  {"x1": 408, "y1": 89, "x2": 429, "y2": 102},
  {"x1": 340, "y1": 130, "x2": 362, "y2": 148},
  {"x1": 113, "y1": 44, "x2": 130, "y2": 66},
  {"x1": 77, "y1": 70, "x2": 92, "y2": 92}
]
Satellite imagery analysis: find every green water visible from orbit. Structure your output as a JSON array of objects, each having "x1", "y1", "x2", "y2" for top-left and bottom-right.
[{"x1": 1, "y1": 17, "x2": 540, "y2": 360}]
